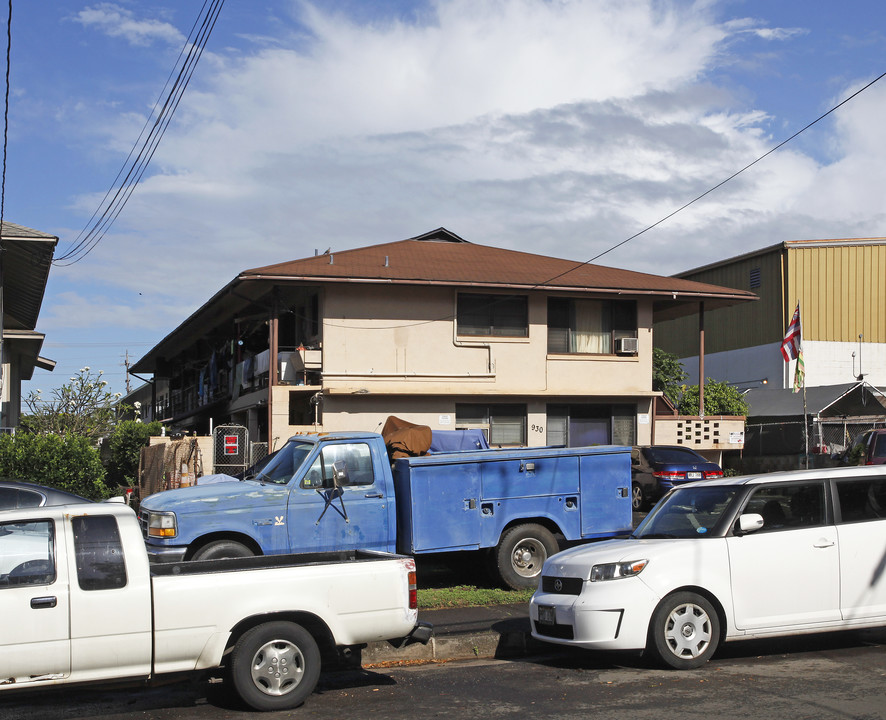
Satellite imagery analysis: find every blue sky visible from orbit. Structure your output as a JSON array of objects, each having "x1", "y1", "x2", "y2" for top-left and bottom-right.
[{"x1": 7, "y1": 0, "x2": 886, "y2": 399}]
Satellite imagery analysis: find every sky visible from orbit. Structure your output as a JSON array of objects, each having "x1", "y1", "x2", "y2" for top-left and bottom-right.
[{"x1": 6, "y1": 0, "x2": 886, "y2": 400}]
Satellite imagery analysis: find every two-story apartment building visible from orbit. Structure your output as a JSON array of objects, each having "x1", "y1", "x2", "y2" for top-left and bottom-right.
[{"x1": 131, "y1": 229, "x2": 756, "y2": 452}]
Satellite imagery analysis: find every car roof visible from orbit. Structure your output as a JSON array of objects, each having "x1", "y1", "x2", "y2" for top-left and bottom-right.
[
  {"x1": 0, "y1": 479, "x2": 92, "y2": 505},
  {"x1": 682, "y1": 464, "x2": 886, "y2": 489}
]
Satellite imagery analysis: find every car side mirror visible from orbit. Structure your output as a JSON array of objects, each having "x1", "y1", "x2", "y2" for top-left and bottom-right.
[
  {"x1": 331, "y1": 460, "x2": 350, "y2": 487},
  {"x1": 737, "y1": 513, "x2": 764, "y2": 534}
]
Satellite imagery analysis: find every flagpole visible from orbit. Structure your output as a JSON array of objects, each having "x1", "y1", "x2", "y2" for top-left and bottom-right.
[{"x1": 802, "y1": 380, "x2": 808, "y2": 469}]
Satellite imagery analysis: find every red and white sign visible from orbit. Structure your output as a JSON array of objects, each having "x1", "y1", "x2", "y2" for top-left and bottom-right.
[{"x1": 224, "y1": 435, "x2": 239, "y2": 455}]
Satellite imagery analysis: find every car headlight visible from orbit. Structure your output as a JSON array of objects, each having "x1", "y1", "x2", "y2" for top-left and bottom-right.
[
  {"x1": 590, "y1": 559, "x2": 648, "y2": 582},
  {"x1": 147, "y1": 511, "x2": 177, "y2": 538}
]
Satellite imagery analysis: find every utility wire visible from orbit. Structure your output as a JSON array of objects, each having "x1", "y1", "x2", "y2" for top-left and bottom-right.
[
  {"x1": 324, "y1": 67, "x2": 886, "y2": 332},
  {"x1": 55, "y1": 0, "x2": 225, "y2": 266}
]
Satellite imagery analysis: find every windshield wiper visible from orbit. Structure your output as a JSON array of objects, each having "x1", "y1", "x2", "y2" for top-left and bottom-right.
[{"x1": 636, "y1": 533, "x2": 680, "y2": 539}]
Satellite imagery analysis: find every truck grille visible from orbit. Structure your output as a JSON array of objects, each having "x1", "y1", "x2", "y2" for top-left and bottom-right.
[{"x1": 137, "y1": 509, "x2": 149, "y2": 539}]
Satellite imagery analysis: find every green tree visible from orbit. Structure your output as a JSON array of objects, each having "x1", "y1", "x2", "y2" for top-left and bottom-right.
[
  {"x1": 652, "y1": 348, "x2": 688, "y2": 406},
  {"x1": 107, "y1": 419, "x2": 164, "y2": 488},
  {"x1": 21, "y1": 367, "x2": 123, "y2": 440},
  {"x1": 679, "y1": 378, "x2": 749, "y2": 416},
  {"x1": 0, "y1": 433, "x2": 111, "y2": 499}
]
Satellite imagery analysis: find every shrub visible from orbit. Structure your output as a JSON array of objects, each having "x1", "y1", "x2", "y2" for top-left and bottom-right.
[
  {"x1": 106, "y1": 420, "x2": 164, "y2": 488},
  {"x1": 0, "y1": 433, "x2": 111, "y2": 500}
]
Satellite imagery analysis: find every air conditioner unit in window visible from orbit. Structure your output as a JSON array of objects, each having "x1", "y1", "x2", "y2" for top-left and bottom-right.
[{"x1": 616, "y1": 337, "x2": 638, "y2": 354}]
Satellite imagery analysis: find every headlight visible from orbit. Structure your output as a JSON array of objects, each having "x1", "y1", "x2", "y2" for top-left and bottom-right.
[
  {"x1": 147, "y1": 511, "x2": 177, "y2": 538},
  {"x1": 590, "y1": 559, "x2": 648, "y2": 582}
]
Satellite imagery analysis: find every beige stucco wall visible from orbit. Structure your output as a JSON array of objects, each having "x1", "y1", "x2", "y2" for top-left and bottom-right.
[{"x1": 268, "y1": 283, "x2": 658, "y2": 447}]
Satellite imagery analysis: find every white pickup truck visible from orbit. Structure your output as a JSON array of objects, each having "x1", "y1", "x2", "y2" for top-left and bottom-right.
[{"x1": 0, "y1": 502, "x2": 431, "y2": 711}]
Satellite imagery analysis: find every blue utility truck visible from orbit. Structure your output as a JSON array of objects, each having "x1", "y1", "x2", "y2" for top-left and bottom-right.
[{"x1": 139, "y1": 431, "x2": 632, "y2": 588}]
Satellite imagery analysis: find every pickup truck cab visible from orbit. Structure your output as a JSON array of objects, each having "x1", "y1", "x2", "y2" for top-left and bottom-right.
[
  {"x1": 0, "y1": 502, "x2": 430, "y2": 711},
  {"x1": 139, "y1": 431, "x2": 632, "y2": 588}
]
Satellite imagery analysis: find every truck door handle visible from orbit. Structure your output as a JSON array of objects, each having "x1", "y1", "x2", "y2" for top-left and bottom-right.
[
  {"x1": 31, "y1": 596, "x2": 58, "y2": 609},
  {"x1": 814, "y1": 539, "x2": 835, "y2": 548},
  {"x1": 364, "y1": 492, "x2": 383, "y2": 498}
]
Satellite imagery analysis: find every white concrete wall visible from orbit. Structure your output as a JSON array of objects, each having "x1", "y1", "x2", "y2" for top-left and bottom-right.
[{"x1": 680, "y1": 340, "x2": 886, "y2": 390}]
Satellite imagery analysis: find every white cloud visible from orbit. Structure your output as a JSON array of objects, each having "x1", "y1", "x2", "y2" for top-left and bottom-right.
[
  {"x1": 38, "y1": 0, "x2": 886, "y2": 388},
  {"x1": 73, "y1": 2, "x2": 184, "y2": 47}
]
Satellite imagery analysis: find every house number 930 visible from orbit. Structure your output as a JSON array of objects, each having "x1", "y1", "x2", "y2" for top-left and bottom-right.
[{"x1": 530, "y1": 424, "x2": 544, "y2": 433}]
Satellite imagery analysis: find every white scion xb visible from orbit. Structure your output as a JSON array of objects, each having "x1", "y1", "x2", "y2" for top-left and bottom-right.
[{"x1": 530, "y1": 465, "x2": 886, "y2": 669}]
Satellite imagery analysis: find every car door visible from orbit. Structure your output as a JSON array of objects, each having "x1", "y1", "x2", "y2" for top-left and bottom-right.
[
  {"x1": 0, "y1": 517, "x2": 71, "y2": 682},
  {"x1": 286, "y1": 441, "x2": 391, "y2": 553},
  {"x1": 834, "y1": 474, "x2": 886, "y2": 620},
  {"x1": 726, "y1": 481, "x2": 840, "y2": 631}
]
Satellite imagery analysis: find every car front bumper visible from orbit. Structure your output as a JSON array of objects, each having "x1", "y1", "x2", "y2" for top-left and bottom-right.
[{"x1": 530, "y1": 576, "x2": 659, "y2": 652}]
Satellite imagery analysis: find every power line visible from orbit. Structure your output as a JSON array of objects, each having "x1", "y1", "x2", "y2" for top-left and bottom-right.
[{"x1": 54, "y1": 0, "x2": 225, "y2": 266}]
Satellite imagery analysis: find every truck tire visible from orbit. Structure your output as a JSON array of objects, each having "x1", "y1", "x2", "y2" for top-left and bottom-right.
[
  {"x1": 647, "y1": 591, "x2": 720, "y2": 670},
  {"x1": 191, "y1": 540, "x2": 254, "y2": 561},
  {"x1": 494, "y1": 523, "x2": 558, "y2": 590},
  {"x1": 230, "y1": 621, "x2": 321, "y2": 711}
]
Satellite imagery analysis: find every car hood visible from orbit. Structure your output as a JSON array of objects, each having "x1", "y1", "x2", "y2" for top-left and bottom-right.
[
  {"x1": 543, "y1": 536, "x2": 703, "y2": 579},
  {"x1": 140, "y1": 478, "x2": 281, "y2": 513}
]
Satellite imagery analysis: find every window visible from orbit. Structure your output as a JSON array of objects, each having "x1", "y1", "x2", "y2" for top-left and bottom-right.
[
  {"x1": 457, "y1": 293, "x2": 528, "y2": 337},
  {"x1": 0, "y1": 519, "x2": 56, "y2": 587},
  {"x1": 72, "y1": 515, "x2": 127, "y2": 591},
  {"x1": 836, "y1": 477, "x2": 886, "y2": 523},
  {"x1": 547, "y1": 298, "x2": 636, "y2": 354},
  {"x1": 547, "y1": 404, "x2": 635, "y2": 447},
  {"x1": 742, "y1": 483, "x2": 826, "y2": 532},
  {"x1": 0, "y1": 487, "x2": 43, "y2": 510},
  {"x1": 302, "y1": 443, "x2": 375, "y2": 489},
  {"x1": 456, "y1": 404, "x2": 526, "y2": 446}
]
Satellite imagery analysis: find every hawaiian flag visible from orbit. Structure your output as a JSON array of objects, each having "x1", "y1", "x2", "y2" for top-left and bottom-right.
[
  {"x1": 781, "y1": 303, "x2": 801, "y2": 362},
  {"x1": 792, "y1": 347, "x2": 805, "y2": 393}
]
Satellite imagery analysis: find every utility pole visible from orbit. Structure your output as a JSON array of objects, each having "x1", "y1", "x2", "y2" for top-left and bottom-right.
[{"x1": 123, "y1": 349, "x2": 132, "y2": 395}]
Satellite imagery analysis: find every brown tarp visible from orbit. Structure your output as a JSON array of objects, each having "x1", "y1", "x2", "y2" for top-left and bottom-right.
[{"x1": 381, "y1": 416, "x2": 432, "y2": 459}]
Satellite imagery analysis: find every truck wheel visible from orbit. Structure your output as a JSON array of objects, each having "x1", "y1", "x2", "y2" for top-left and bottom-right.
[
  {"x1": 191, "y1": 540, "x2": 254, "y2": 561},
  {"x1": 647, "y1": 591, "x2": 720, "y2": 670},
  {"x1": 230, "y1": 621, "x2": 321, "y2": 711},
  {"x1": 495, "y1": 524, "x2": 558, "y2": 590}
]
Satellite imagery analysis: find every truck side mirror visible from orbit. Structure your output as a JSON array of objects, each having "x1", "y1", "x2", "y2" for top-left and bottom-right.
[
  {"x1": 331, "y1": 460, "x2": 350, "y2": 487},
  {"x1": 737, "y1": 513, "x2": 764, "y2": 534}
]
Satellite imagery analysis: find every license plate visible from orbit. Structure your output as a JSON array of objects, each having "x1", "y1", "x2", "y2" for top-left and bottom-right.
[
  {"x1": 538, "y1": 605, "x2": 556, "y2": 625},
  {"x1": 687, "y1": 471, "x2": 702, "y2": 479}
]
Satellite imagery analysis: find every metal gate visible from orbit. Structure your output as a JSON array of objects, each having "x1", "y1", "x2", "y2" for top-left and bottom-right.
[{"x1": 213, "y1": 424, "x2": 249, "y2": 476}]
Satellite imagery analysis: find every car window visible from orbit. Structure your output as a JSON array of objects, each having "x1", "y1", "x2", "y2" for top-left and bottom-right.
[
  {"x1": 301, "y1": 443, "x2": 375, "y2": 489},
  {"x1": 873, "y1": 433, "x2": 886, "y2": 460},
  {"x1": 743, "y1": 483, "x2": 826, "y2": 531},
  {"x1": 0, "y1": 487, "x2": 44, "y2": 510},
  {"x1": 0, "y1": 519, "x2": 56, "y2": 587},
  {"x1": 72, "y1": 515, "x2": 127, "y2": 591},
  {"x1": 836, "y1": 476, "x2": 886, "y2": 522}
]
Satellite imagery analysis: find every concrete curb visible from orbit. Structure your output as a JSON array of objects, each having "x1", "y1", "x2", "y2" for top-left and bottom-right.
[{"x1": 361, "y1": 603, "x2": 545, "y2": 666}]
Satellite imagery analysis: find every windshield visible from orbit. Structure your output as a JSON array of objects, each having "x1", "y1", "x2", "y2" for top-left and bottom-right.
[
  {"x1": 634, "y1": 485, "x2": 739, "y2": 539},
  {"x1": 252, "y1": 441, "x2": 314, "y2": 485}
]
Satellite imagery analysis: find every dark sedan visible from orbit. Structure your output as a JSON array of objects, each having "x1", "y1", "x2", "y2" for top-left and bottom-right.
[
  {"x1": 0, "y1": 479, "x2": 91, "y2": 510},
  {"x1": 630, "y1": 445, "x2": 723, "y2": 510}
]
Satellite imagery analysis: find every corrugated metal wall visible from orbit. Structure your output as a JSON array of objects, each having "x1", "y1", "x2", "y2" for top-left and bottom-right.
[
  {"x1": 786, "y1": 243, "x2": 886, "y2": 343},
  {"x1": 654, "y1": 247, "x2": 781, "y2": 356}
]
